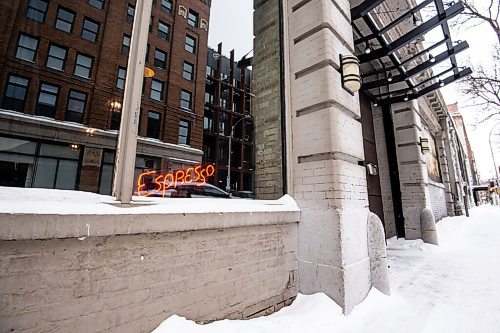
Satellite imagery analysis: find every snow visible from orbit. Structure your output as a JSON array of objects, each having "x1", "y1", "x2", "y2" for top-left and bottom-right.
[
  {"x1": 0, "y1": 187, "x2": 299, "y2": 215},
  {"x1": 152, "y1": 205, "x2": 500, "y2": 333}
]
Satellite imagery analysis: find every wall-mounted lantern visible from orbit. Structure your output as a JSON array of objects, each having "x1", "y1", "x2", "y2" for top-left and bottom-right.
[
  {"x1": 340, "y1": 54, "x2": 361, "y2": 95},
  {"x1": 367, "y1": 163, "x2": 378, "y2": 176},
  {"x1": 144, "y1": 67, "x2": 155, "y2": 78},
  {"x1": 419, "y1": 137, "x2": 430, "y2": 153}
]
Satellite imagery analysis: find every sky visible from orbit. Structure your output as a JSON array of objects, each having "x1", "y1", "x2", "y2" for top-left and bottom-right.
[{"x1": 208, "y1": 0, "x2": 499, "y2": 181}]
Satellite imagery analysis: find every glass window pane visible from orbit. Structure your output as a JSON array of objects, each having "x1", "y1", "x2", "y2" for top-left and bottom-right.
[
  {"x1": 55, "y1": 160, "x2": 78, "y2": 190},
  {"x1": 33, "y1": 157, "x2": 57, "y2": 188},
  {"x1": 40, "y1": 143, "x2": 80, "y2": 159},
  {"x1": 98, "y1": 164, "x2": 113, "y2": 194},
  {"x1": 0, "y1": 138, "x2": 36, "y2": 154}
]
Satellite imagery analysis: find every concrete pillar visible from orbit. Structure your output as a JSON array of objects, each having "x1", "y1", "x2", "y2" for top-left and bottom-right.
[
  {"x1": 79, "y1": 147, "x2": 103, "y2": 192},
  {"x1": 253, "y1": 0, "x2": 285, "y2": 200},
  {"x1": 391, "y1": 101, "x2": 431, "y2": 240},
  {"x1": 436, "y1": 129, "x2": 455, "y2": 216},
  {"x1": 285, "y1": 0, "x2": 370, "y2": 314}
]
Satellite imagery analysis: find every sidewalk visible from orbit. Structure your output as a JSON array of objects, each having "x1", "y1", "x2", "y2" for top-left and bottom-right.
[{"x1": 153, "y1": 205, "x2": 500, "y2": 333}]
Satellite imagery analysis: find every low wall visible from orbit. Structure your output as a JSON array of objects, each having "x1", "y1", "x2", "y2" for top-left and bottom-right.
[{"x1": 0, "y1": 198, "x2": 299, "y2": 332}]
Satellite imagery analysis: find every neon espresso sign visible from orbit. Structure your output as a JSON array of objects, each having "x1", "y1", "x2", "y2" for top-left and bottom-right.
[{"x1": 137, "y1": 164, "x2": 215, "y2": 197}]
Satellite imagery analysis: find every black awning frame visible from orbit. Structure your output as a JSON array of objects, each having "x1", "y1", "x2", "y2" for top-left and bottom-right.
[{"x1": 351, "y1": 0, "x2": 472, "y2": 105}]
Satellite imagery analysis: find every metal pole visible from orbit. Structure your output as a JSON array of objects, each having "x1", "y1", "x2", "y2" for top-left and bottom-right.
[
  {"x1": 112, "y1": 0, "x2": 153, "y2": 203},
  {"x1": 226, "y1": 116, "x2": 250, "y2": 192},
  {"x1": 489, "y1": 122, "x2": 500, "y2": 187}
]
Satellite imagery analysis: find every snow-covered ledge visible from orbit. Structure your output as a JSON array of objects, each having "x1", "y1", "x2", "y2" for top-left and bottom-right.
[{"x1": 0, "y1": 187, "x2": 300, "y2": 241}]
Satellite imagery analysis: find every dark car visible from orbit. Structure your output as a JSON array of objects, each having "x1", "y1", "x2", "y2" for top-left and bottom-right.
[{"x1": 144, "y1": 182, "x2": 230, "y2": 198}]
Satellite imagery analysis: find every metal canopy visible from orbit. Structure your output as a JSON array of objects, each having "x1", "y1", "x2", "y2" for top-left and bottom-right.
[{"x1": 351, "y1": 0, "x2": 472, "y2": 106}]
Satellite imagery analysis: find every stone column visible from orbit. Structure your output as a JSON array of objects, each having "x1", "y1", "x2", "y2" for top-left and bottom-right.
[
  {"x1": 436, "y1": 128, "x2": 455, "y2": 216},
  {"x1": 253, "y1": 0, "x2": 285, "y2": 200},
  {"x1": 391, "y1": 101, "x2": 431, "y2": 240},
  {"x1": 286, "y1": 0, "x2": 370, "y2": 314},
  {"x1": 440, "y1": 117, "x2": 463, "y2": 215}
]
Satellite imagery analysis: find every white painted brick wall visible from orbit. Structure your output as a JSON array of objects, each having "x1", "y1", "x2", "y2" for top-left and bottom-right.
[{"x1": 0, "y1": 223, "x2": 298, "y2": 332}]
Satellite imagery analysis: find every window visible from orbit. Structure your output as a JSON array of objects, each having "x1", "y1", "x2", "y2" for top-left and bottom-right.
[
  {"x1": 73, "y1": 53, "x2": 93, "y2": 79},
  {"x1": 180, "y1": 90, "x2": 192, "y2": 110},
  {"x1": 65, "y1": 90, "x2": 87, "y2": 123},
  {"x1": 150, "y1": 79, "x2": 164, "y2": 101},
  {"x1": 147, "y1": 111, "x2": 161, "y2": 139},
  {"x1": 26, "y1": 0, "x2": 49, "y2": 22},
  {"x1": 2, "y1": 75, "x2": 29, "y2": 112},
  {"x1": 158, "y1": 21, "x2": 170, "y2": 40},
  {"x1": 116, "y1": 67, "x2": 126, "y2": 90},
  {"x1": 145, "y1": 44, "x2": 150, "y2": 63},
  {"x1": 206, "y1": 65, "x2": 215, "y2": 77},
  {"x1": 122, "y1": 34, "x2": 130, "y2": 56},
  {"x1": 81, "y1": 17, "x2": 100, "y2": 42},
  {"x1": 15, "y1": 33, "x2": 39, "y2": 62},
  {"x1": 187, "y1": 9, "x2": 199, "y2": 27},
  {"x1": 55, "y1": 7, "x2": 75, "y2": 33},
  {"x1": 88, "y1": 0, "x2": 104, "y2": 10},
  {"x1": 161, "y1": 0, "x2": 172, "y2": 13},
  {"x1": 183, "y1": 62, "x2": 194, "y2": 80},
  {"x1": 185, "y1": 35, "x2": 196, "y2": 53},
  {"x1": 154, "y1": 49, "x2": 167, "y2": 69},
  {"x1": 178, "y1": 120, "x2": 190, "y2": 145},
  {"x1": 127, "y1": 4, "x2": 135, "y2": 23},
  {"x1": 46, "y1": 44, "x2": 67, "y2": 71},
  {"x1": 36, "y1": 83, "x2": 59, "y2": 118}
]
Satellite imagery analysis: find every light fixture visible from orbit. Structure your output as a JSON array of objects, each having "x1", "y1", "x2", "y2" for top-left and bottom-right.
[
  {"x1": 419, "y1": 137, "x2": 430, "y2": 153},
  {"x1": 69, "y1": 143, "x2": 80, "y2": 151},
  {"x1": 439, "y1": 80, "x2": 445, "y2": 87},
  {"x1": 85, "y1": 128, "x2": 96, "y2": 136},
  {"x1": 109, "y1": 99, "x2": 122, "y2": 112},
  {"x1": 412, "y1": 13, "x2": 422, "y2": 27},
  {"x1": 340, "y1": 54, "x2": 361, "y2": 95},
  {"x1": 429, "y1": 54, "x2": 436, "y2": 63},
  {"x1": 373, "y1": 100, "x2": 379, "y2": 107},
  {"x1": 387, "y1": 72, "x2": 393, "y2": 82},
  {"x1": 404, "y1": 94, "x2": 409, "y2": 101},
  {"x1": 364, "y1": 42, "x2": 372, "y2": 54},
  {"x1": 144, "y1": 66, "x2": 155, "y2": 78}
]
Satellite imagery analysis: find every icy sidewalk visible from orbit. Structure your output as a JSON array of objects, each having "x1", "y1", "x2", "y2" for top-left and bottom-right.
[{"x1": 152, "y1": 205, "x2": 500, "y2": 333}]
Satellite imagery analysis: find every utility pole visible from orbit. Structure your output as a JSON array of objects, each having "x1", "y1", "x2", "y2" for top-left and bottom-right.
[{"x1": 113, "y1": 0, "x2": 153, "y2": 203}]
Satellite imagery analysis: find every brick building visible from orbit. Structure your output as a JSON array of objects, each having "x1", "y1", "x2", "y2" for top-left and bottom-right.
[
  {"x1": 0, "y1": 0, "x2": 211, "y2": 193},
  {"x1": 203, "y1": 44, "x2": 254, "y2": 193}
]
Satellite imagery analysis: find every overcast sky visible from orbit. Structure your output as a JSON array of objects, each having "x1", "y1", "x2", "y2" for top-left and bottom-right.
[{"x1": 208, "y1": 0, "x2": 499, "y2": 181}]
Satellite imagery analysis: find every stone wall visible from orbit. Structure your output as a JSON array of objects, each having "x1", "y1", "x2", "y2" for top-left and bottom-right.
[
  {"x1": 253, "y1": 0, "x2": 285, "y2": 200},
  {"x1": 0, "y1": 210, "x2": 298, "y2": 332}
]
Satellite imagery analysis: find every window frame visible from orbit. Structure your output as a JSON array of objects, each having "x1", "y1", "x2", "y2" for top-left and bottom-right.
[
  {"x1": 15, "y1": 33, "x2": 39, "y2": 63},
  {"x1": 183, "y1": 61, "x2": 194, "y2": 81},
  {"x1": 158, "y1": 20, "x2": 170, "y2": 40},
  {"x1": 185, "y1": 35, "x2": 196, "y2": 54},
  {"x1": 116, "y1": 66, "x2": 126, "y2": 90},
  {"x1": 146, "y1": 111, "x2": 162, "y2": 139},
  {"x1": 187, "y1": 9, "x2": 199, "y2": 28},
  {"x1": 81, "y1": 17, "x2": 100, "y2": 42},
  {"x1": 88, "y1": 0, "x2": 104, "y2": 10},
  {"x1": 65, "y1": 89, "x2": 87, "y2": 123},
  {"x1": 180, "y1": 90, "x2": 192, "y2": 110},
  {"x1": 55, "y1": 6, "x2": 75, "y2": 33},
  {"x1": 154, "y1": 48, "x2": 167, "y2": 69},
  {"x1": 178, "y1": 120, "x2": 190, "y2": 145},
  {"x1": 160, "y1": 0, "x2": 172, "y2": 13},
  {"x1": 127, "y1": 3, "x2": 135, "y2": 24},
  {"x1": 35, "y1": 82, "x2": 60, "y2": 118},
  {"x1": 2, "y1": 74, "x2": 30, "y2": 113},
  {"x1": 26, "y1": 0, "x2": 49, "y2": 22},
  {"x1": 122, "y1": 34, "x2": 131, "y2": 56},
  {"x1": 46, "y1": 43, "x2": 68, "y2": 71},
  {"x1": 73, "y1": 53, "x2": 93, "y2": 79},
  {"x1": 150, "y1": 79, "x2": 164, "y2": 102}
]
